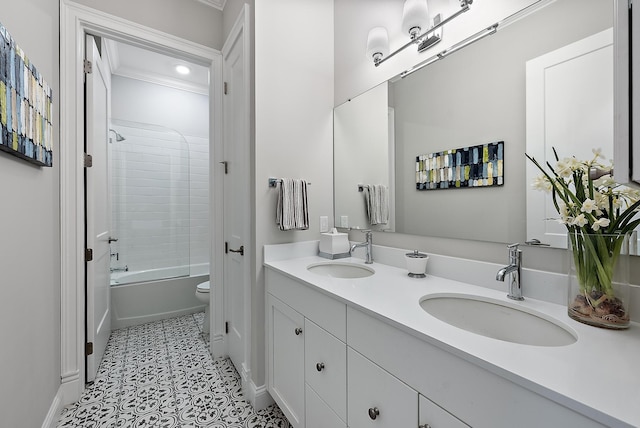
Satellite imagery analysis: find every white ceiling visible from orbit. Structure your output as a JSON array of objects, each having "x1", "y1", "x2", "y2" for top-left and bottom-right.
[{"x1": 105, "y1": 39, "x2": 210, "y2": 95}]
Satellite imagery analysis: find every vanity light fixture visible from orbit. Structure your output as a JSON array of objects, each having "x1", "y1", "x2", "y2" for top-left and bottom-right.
[
  {"x1": 369, "y1": 0, "x2": 473, "y2": 67},
  {"x1": 366, "y1": 27, "x2": 390, "y2": 66},
  {"x1": 175, "y1": 64, "x2": 191, "y2": 75},
  {"x1": 400, "y1": 23, "x2": 498, "y2": 78}
]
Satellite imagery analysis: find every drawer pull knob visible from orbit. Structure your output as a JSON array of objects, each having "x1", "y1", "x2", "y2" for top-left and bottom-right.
[
  {"x1": 316, "y1": 362, "x2": 325, "y2": 372},
  {"x1": 368, "y1": 407, "x2": 380, "y2": 420},
  {"x1": 294, "y1": 327, "x2": 303, "y2": 335}
]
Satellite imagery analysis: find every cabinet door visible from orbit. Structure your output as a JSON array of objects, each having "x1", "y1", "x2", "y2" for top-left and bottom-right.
[
  {"x1": 305, "y1": 318, "x2": 347, "y2": 421},
  {"x1": 419, "y1": 394, "x2": 469, "y2": 428},
  {"x1": 305, "y1": 384, "x2": 346, "y2": 428},
  {"x1": 267, "y1": 294, "x2": 305, "y2": 427},
  {"x1": 347, "y1": 348, "x2": 418, "y2": 428}
]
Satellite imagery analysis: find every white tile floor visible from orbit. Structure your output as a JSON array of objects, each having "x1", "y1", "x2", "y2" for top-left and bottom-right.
[{"x1": 57, "y1": 312, "x2": 291, "y2": 427}]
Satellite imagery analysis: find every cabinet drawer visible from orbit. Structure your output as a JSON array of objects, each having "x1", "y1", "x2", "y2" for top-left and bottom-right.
[
  {"x1": 348, "y1": 348, "x2": 418, "y2": 428},
  {"x1": 305, "y1": 319, "x2": 346, "y2": 420},
  {"x1": 305, "y1": 384, "x2": 346, "y2": 428},
  {"x1": 266, "y1": 268, "x2": 346, "y2": 340},
  {"x1": 420, "y1": 394, "x2": 469, "y2": 428}
]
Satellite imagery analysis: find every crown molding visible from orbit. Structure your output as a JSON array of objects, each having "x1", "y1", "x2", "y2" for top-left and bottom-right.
[
  {"x1": 113, "y1": 66, "x2": 209, "y2": 96},
  {"x1": 194, "y1": 0, "x2": 226, "y2": 11}
]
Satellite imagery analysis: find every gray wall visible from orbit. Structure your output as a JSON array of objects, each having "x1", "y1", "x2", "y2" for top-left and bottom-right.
[
  {"x1": 74, "y1": 0, "x2": 224, "y2": 50},
  {"x1": 0, "y1": 0, "x2": 61, "y2": 426}
]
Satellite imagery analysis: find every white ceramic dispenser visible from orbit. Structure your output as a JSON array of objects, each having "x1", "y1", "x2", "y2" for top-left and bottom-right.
[
  {"x1": 405, "y1": 250, "x2": 429, "y2": 278},
  {"x1": 319, "y1": 228, "x2": 351, "y2": 259}
]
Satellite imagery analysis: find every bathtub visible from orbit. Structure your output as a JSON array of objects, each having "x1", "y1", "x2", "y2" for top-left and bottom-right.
[{"x1": 110, "y1": 264, "x2": 209, "y2": 329}]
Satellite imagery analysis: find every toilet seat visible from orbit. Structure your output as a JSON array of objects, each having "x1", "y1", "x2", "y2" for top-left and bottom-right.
[{"x1": 196, "y1": 281, "x2": 210, "y2": 293}]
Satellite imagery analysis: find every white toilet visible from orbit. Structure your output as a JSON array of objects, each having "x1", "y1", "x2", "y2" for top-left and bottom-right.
[{"x1": 195, "y1": 281, "x2": 210, "y2": 333}]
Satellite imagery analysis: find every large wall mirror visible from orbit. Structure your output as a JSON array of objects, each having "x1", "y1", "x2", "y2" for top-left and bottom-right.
[{"x1": 334, "y1": 0, "x2": 639, "y2": 251}]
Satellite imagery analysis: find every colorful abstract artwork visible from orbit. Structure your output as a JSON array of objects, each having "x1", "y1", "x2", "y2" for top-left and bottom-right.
[
  {"x1": 0, "y1": 22, "x2": 53, "y2": 167},
  {"x1": 416, "y1": 141, "x2": 504, "y2": 190}
]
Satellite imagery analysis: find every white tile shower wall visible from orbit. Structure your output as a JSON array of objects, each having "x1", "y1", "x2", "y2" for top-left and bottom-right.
[
  {"x1": 111, "y1": 136, "x2": 192, "y2": 273},
  {"x1": 186, "y1": 135, "x2": 210, "y2": 273},
  {"x1": 110, "y1": 76, "x2": 210, "y2": 276}
]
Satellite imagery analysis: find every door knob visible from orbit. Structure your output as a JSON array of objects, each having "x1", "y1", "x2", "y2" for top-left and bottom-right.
[
  {"x1": 229, "y1": 245, "x2": 244, "y2": 256},
  {"x1": 368, "y1": 407, "x2": 380, "y2": 420},
  {"x1": 294, "y1": 327, "x2": 303, "y2": 335},
  {"x1": 316, "y1": 362, "x2": 325, "y2": 372}
]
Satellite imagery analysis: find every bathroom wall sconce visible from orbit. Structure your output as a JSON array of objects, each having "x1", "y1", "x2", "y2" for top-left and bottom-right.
[{"x1": 367, "y1": 0, "x2": 473, "y2": 67}]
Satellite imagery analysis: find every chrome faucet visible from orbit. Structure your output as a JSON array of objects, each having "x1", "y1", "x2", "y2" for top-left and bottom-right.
[
  {"x1": 496, "y1": 243, "x2": 523, "y2": 301},
  {"x1": 350, "y1": 230, "x2": 373, "y2": 264},
  {"x1": 110, "y1": 265, "x2": 129, "y2": 273}
]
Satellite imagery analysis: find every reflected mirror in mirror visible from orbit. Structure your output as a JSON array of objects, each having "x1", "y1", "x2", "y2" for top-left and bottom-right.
[{"x1": 333, "y1": 0, "x2": 640, "y2": 250}]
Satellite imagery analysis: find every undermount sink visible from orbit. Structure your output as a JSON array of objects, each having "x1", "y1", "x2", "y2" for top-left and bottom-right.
[
  {"x1": 307, "y1": 262, "x2": 375, "y2": 279},
  {"x1": 420, "y1": 294, "x2": 577, "y2": 347}
]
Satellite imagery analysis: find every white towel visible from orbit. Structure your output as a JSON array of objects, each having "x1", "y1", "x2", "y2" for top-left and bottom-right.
[
  {"x1": 276, "y1": 178, "x2": 309, "y2": 231},
  {"x1": 363, "y1": 184, "x2": 389, "y2": 225}
]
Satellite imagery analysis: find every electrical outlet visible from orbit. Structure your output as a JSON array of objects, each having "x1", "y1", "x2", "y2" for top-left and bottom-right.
[
  {"x1": 319, "y1": 216, "x2": 329, "y2": 232},
  {"x1": 340, "y1": 216, "x2": 349, "y2": 228}
]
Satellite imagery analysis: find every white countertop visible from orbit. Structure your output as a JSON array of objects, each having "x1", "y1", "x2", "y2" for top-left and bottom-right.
[{"x1": 264, "y1": 242, "x2": 640, "y2": 427}]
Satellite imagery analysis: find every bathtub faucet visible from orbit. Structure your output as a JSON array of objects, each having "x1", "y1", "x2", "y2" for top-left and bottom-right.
[{"x1": 110, "y1": 265, "x2": 129, "y2": 273}]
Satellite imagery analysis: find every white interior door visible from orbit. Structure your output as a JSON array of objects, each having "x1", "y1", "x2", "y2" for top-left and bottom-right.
[
  {"x1": 526, "y1": 29, "x2": 613, "y2": 248},
  {"x1": 85, "y1": 34, "x2": 111, "y2": 382},
  {"x1": 222, "y1": 9, "x2": 250, "y2": 377}
]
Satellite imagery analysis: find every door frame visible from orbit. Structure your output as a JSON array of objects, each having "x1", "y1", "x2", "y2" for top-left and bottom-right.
[{"x1": 59, "y1": 0, "x2": 223, "y2": 404}]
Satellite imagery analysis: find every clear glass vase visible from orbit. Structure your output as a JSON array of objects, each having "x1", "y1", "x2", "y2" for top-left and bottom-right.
[{"x1": 567, "y1": 230, "x2": 631, "y2": 329}]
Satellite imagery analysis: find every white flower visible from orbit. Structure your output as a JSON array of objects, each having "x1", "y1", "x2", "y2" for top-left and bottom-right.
[
  {"x1": 581, "y1": 199, "x2": 597, "y2": 214},
  {"x1": 592, "y1": 217, "x2": 611, "y2": 231},
  {"x1": 532, "y1": 175, "x2": 552, "y2": 192},
  {"x1": 592, "y1": 148, "x2": 604, "y2": 159},
  {"x1": 593, "y1": 176, "x2": 615, "y2": 188},
  {"x1": 555, "y1": 159, "x2": 573, "y2": 177},
  {"x1": 594, "y1": 192, "x2": 609, "y2": 209},
  {"x1": 572, "y1": 214, "x2": 588, "y2": 227}
]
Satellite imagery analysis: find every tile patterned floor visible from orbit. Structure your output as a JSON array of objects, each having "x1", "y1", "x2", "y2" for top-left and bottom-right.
[{"x1": 57, "y1": 312, "x2": 292, "y2": 428}]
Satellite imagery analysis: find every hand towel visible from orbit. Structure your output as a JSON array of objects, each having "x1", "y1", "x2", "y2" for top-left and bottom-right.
[
  {"x1": 363, "y1": 184, "x2": 389, "y2": 225},
  {"x1": 276, "y1": 178, "x2": 309, "y2": 231}
]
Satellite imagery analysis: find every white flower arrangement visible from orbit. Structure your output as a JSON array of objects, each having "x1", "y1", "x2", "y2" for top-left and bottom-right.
[{"x1": 527, "y1": 148, "x2": 640, "y2": 327}]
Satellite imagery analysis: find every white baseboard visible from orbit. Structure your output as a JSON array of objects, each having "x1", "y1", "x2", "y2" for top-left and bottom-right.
[
  {"x1": 210, "y1": 332, "x2": 225, "y2": 358},
  {"x1": 41, "y1": 386, "x2": 65, "y2": 428},
  {"x1": 244, "y1": 378, "x2": 274, "y2": 411},
  {"x1": 59, "y1": 373, "x2": 82, "y2": 405}
]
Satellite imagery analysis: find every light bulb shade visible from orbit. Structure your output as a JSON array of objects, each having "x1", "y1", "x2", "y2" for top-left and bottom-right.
[
  {"x1": 402, "y1": 0, "x2": 430, "y2": 37},
  {"x1": 366, "y1": 27, "x2": 389, "y2": 62}
]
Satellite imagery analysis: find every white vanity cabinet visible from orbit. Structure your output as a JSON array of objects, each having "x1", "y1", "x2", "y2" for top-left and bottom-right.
[{"x1": 266, "y1": 269, "x2": 347, "y2": 428}]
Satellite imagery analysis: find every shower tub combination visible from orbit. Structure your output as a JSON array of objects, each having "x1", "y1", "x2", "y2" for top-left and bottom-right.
[{"x1": 108, "y1": 121, "x2": 210, "y2": 329}]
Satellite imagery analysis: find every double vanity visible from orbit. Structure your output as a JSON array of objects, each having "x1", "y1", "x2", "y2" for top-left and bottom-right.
[{"x1": 264, "y1": 241, "x2": 640, "y2": 428}]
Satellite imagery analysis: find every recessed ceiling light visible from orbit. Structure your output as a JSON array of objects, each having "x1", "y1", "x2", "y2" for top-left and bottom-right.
[{"x1": 175, "y1": 65, "x2": 191, "y2": 75}]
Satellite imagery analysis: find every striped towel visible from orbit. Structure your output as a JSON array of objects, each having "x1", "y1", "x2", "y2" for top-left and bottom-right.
[
  {"x1": 276, "y1": 178, "x2": 309, "y2": 231},
  {"x1": 363, "y1": 184, "x2": 389, "y2": 225}
]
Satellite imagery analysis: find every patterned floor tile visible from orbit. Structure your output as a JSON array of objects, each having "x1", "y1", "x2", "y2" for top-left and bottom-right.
[{"x1": 56, "y1": 312, "x2": 291, "y2": 428}]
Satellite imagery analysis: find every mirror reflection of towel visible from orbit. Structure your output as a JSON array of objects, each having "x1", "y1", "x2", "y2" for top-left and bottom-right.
[
  {"x1": 363, "y1": 184, "x2": 389, "y2": 225},
  {"x1": 276, "y1": 178, "x2": 309, "y2": 231}
]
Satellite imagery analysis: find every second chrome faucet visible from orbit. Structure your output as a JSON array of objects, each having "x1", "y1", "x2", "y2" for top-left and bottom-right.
[
  {"x1": 350, "y1": 230, "x2": 373, "y2": 264},
  {"x1": 496, "y1": 243, "x2": 523, "y2": 301}
]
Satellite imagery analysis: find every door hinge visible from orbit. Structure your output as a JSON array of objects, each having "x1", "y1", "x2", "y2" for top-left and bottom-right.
[
  {"x1": 85, "y1": 342, "x2": 94, "y2": 356},
  {"x1": 224, "y1": 81, "x2": 228, "y2": 95},
  {"x1": 219, "y1": 161, "x2": 228, "y2": 174},
  {"x1": 84, "y1": 153, "x2": 93, "y2": 168},
  {"x1": 225, "y1": 322, "x2": 229, "y2": 334},
  {"x1": 84, "y1": 59, "x2": 93, "y2": 74},
  {"x1": 224, "y1": 241, "x2": 228, "y2": 254},
  {"x1": 85, "y1": 248, "x2": 94, "y2": 262}
]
